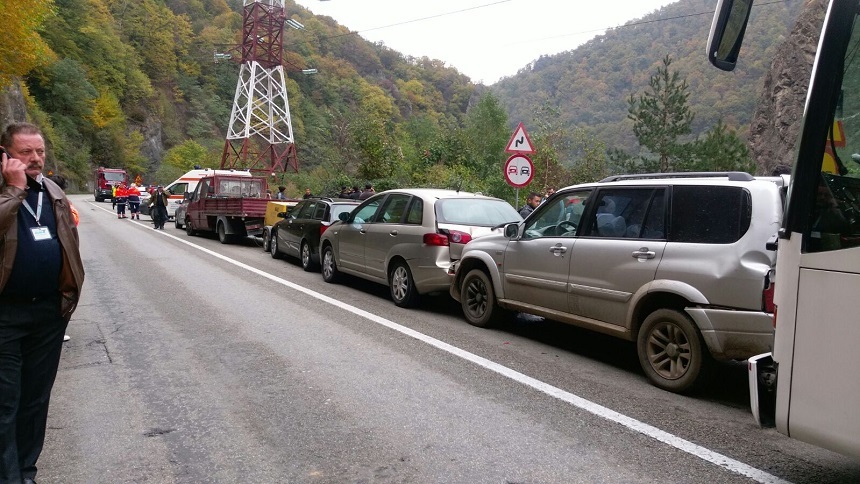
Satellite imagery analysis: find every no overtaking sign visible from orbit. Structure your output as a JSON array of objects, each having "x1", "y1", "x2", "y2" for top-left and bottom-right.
[{"x1": 504, "y1": 154, "x2": 534, "y2": 188}]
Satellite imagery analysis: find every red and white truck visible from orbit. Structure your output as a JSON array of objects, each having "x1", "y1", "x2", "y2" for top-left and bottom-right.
[
  {"x1": 94, "y1": 167, "x2": 128, "y2": 202},
  {"x1": 181, "y1": 174, "x2": 269, "y2": 244}
]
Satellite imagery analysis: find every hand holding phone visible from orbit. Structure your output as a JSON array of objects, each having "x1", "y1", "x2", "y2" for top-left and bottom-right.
[{"x1": 0, "y1": 146, "x2": 28, "y2": 189}]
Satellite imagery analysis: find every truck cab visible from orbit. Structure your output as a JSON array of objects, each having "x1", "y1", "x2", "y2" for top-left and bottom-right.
[{"x1": 94, "y1": 167, "x2": 128, "y2": 202}]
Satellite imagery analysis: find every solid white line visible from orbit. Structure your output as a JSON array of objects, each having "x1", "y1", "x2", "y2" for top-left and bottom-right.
[{"x1": 85, "y1": 200, "x2": 789, "y2": 484}]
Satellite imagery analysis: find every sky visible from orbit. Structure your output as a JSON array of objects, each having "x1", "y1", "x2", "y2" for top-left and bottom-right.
[{"x1": 290, "y1": 0, "x2": 680, "y2": 84}]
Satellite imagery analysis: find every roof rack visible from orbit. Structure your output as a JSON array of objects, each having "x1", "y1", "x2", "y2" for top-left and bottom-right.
[{"x1": 598, "y1": 171, "x2": 755, "y2": 183}]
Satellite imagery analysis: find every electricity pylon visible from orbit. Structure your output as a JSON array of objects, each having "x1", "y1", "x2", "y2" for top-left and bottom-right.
[{"x1": 221, "y1": 0, "x2": 298, "y2": 174}]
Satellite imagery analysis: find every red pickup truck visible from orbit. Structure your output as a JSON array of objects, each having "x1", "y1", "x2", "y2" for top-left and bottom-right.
[{"x1": 181, "y1": 174, "x2": 269, "y2": 244}]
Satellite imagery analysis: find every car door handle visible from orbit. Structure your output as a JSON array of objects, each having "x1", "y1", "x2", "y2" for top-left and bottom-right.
[
  {"x1": 549, "y1": 245, "x2": 567, "y2": 254},
  {"x1": 632, "y1": 248, "x2": 656, "y2": 259},
  {"x1": 389, "y1": 230, "x2": 398, "y2": 236},
  {"x1": 359, "y1": 228, "x2": 367, "y2": 234}
]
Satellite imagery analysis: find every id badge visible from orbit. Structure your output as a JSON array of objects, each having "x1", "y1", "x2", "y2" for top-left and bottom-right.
[{"x1": 31, "y1": 227, "x2": 51, "y2": 241}]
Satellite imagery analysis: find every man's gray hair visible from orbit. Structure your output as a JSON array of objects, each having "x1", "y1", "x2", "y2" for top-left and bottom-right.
[{"x1": 0, "y1": 122, "x2": 42, "y2": 147}]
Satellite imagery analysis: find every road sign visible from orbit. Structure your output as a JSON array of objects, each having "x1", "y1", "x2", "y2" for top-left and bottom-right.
[
  {"x1": 505, "y1": 122, "x2": 536, "y2": 154},
  {"x1": 504, "y1": 154, "x2": 534, "y2": 188}
]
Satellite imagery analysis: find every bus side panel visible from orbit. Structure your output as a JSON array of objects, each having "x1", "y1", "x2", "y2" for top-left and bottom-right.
[
  {"x1": 772, "y1": 233, "x2": 803, "y2": 435},
  {"x1": 789, "y1": 252, "x2": 860, "y2": 458}
]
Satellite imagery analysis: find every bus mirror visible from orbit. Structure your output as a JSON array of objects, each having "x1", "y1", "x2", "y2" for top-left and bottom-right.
[{"x1": 707, "y1": 0, "x2": 753, "y2": 71}]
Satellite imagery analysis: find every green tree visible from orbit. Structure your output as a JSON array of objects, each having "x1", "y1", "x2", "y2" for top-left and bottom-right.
[
  {"x1": 531, "y1": 100, "x2": 570, "y2": 193},
  {"x1": 689, "y1": 119, "x2": 754, "y2": 173},
  {"x1": 0, "y1": 0, "x2": 55, "y2": 86},
  {"x1": 464, "y1": 91, "x2": 508, "y2": 179},
  {"x1": 627, "y1": 55, "x2": 694, "y2": 172}
]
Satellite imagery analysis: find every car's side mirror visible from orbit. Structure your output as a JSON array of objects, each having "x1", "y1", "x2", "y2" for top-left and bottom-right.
[
  {"x1": 277, "y1": 212, "x2": 287, "y2": 219},
  {"x1": 183, "y1": 192, "x2": 193, "y2": 200},
  {"x1": 504, "y1": 223, "x2": 520, "y2": 239},
  {"x1": 338, "y1": 211, "x2": 350, "y2": 222}
]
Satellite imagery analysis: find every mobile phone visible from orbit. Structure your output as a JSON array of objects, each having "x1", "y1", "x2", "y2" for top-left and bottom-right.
[{"x1": 0, "y1": 146, "x2": 7, "y2": 165}]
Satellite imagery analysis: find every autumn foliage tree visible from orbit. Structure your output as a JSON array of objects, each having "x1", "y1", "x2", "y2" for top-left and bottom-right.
[{"x1": 0, "y1": 0, "x2": 55, "y2": 87}]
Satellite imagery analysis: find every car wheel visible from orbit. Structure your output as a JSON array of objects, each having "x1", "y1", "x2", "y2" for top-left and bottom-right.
[
  {"x1": 301, "y1": 241, "x2": 318, "y2": 272},
  {"x1": 461, "y1": 269, "x2": 505, "y2": 328},
  {"x1": 217, "y1": 221, "x2": 233, "y2": 244},
  {"x1": 175, "y1": 216, "x2": 183, "y2": 229},
  {"x1": 262, "y1": 228, "x2": 271, "y2": 252},
  {"x1": 321, "y1": 244, "x2": 340, "y2": 283},
  {"x1": 270, "y1": 230, "x2": 283, "y2": 259},
  {"x1": 637, "y1": 309, "x2": 709, "y2": 394},
  {"x1": 185, "y1": 217, "x2": 196, "y2": 236},
  {"x1": 389, "y1": 260, "x2": 419, "y2": 308}
]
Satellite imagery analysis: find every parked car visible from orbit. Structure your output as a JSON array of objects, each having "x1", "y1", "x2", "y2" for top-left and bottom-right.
[
  {"x1": 173, "y1": 199, "x2": 187, "y2": 229},
  {"x1": 319, "y1": 189, "x2": 522, "y2": 307},
  {"x1": 268, "y1": 197, "x2": 360, "y2": 271},
  {"x1": 449, "y1": 172, "x2": 788, "y2": 393}
]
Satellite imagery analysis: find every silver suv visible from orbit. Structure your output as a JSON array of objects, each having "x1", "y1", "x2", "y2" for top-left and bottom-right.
[{"x1": 449, "y1": 173, "x2": 787, "y2": 393}]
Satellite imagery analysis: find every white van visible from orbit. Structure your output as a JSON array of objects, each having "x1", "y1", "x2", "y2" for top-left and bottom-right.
[{"x1": 162, "y1": 168, "x2": 252, "y2": 219}]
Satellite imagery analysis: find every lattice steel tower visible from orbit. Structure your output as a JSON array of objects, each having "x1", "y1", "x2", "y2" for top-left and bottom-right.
[{"x1": 221, "y1": 0, "x2": 298, "y2": 174}]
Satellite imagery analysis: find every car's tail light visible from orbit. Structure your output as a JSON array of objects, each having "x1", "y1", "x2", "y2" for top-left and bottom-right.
[
  {"x1": 320, "y1": 223, "x2": 330, "y2": 236},
  {"x1": 446, "y1": 230, "x2": 472, "y2": 244},
  {"x1": 423, "y1": 233, "x2": 450, "y2": 246},
  {"x1": 762, "y1": 277, "x2": 775, "y2": 314},
  {"x1": 772, "y1": 305, "x2": 778, "y2": 329}
]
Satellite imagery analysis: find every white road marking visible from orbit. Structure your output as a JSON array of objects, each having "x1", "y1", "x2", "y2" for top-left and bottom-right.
[{"x1": 86, "y1": 200, "x2": 789, "y2": 484}]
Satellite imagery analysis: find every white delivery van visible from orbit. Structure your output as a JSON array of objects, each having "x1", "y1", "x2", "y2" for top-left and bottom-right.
[{"x1": 162, "y1": 168, "x2": 252, "y2": 219}]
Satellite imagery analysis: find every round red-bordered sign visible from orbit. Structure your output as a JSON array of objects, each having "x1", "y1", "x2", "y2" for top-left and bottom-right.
[{"x1": 503, "y1": 154, "x2": 534, "y2": 188}]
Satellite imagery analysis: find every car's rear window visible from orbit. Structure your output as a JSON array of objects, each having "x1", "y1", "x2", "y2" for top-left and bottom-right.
[
  {"x1": 669, "y1": 186, "x2": 752, "y2": 243},
  {"x1": 435, "y1": 198, "x2": 521, "y2": 226},
  {"x1": 330, "y1": 203, "x2": 357, "y2": 221}
]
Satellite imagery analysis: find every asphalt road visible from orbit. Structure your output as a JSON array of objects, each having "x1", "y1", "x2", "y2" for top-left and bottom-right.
[{"x1": 36, "y1": 195, "x2": 860, "y2": 483}]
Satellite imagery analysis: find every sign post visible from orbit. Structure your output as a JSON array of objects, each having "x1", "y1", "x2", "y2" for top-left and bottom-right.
[{"x1": 504, "y1": 123, "x2": 536, "y2": 209}]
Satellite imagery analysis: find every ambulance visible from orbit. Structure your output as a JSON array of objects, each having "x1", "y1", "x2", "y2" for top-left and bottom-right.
[{"x1": 162, "y1": 168, "x2": 252, "y2": 220}]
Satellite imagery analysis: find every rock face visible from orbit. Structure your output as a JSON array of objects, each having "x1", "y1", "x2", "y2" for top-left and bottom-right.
[
  {"x1": 0, "y1": 81, "x2": 28, "y2": 128},
  {"x1": 748, "y1": 0, "x2": 828, "y2": 175}
]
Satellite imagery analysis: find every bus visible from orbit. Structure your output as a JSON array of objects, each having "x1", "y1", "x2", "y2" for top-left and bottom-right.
[{"x1": 708, "y1": 0, "x2": 860, "y2": 458}]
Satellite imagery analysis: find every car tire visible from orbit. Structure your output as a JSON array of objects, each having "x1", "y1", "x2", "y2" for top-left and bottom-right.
[
  {"x1": 460, "y1": 269, "x2": 505, "y2": 328},
  {"x1": 262, "y1": 228, "x2": 271, "y2": 252},
  {"x1": 637, "y1": 309, "x2": 709, "y2": 394},
  {"x1": 175, "y1": 216, "x2": 183, "y2": 229},
  {"x1": 217, "y1": 221, "x2": 233, "y2": 244},
  {"x1": 300, "y1": 241, "x2": 318, "y2": 272},
  {"x1": 321, "y1": 244, "x2": 340, "y2": 283},
  {"x1": 389, "y1": 260, "x2": 419, "y2": 308},
  {"x1": 185, "y1": 217, "x2": 196, "y2": 236},
  {"x1": 270, "y1": 230, "x2": 283, "y2": 259}
]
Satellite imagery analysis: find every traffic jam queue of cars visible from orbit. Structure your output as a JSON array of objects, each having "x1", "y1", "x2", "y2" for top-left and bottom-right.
[{"x1": 162, "y1": 171, "x2": 787, "y2": 395}]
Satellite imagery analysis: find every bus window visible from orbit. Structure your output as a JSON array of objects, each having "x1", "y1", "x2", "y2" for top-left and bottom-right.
[{"x1": 808, "y1": 14, "x2": 860, "y2": 252}]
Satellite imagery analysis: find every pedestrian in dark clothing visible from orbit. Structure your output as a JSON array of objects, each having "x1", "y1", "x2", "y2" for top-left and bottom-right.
[
  {"x1": 0, "y1": 122, "x2": 85, "y2": 484},
  {"x1": 358, "y1": 183, "x2": 375, "y2": 200},
  {"x1": 151, "y1": 186, "x2": 170, "y2": 229},
  {"x1": 349, "y1": 186, "x2": 362, "y2": 200},
  {"x1": 302, "y1": 188, "x2": 313, "y2": 199},
  {"x1": 519, "y1": 192, "x2": 542, "y2": 218},
  {"x1": 338, "y1": 186, "x2": 350, "y2": 199}
]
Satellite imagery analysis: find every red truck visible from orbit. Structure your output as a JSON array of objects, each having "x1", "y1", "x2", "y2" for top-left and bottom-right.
[
  {"x1": 94, "y1": 167, "x2": 129, "y2": 202},
  {"x1": 181, "y1": 174, "x2": 269, "y2": 244}
]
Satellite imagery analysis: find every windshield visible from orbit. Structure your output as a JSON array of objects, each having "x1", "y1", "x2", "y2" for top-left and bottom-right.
[
  {"x1": 435, "y1": 198, "x2": 521, "y2": 226},
  {"x1": 103, "y1": 172, "x2": 125, "y2": 182}
]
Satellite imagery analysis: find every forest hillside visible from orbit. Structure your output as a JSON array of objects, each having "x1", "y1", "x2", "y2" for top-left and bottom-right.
[{"x1": 0, "y1": 0, "x2": 811, "y2": 199}]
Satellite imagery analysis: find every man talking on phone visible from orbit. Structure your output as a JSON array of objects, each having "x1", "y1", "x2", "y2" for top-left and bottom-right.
[{"x1": 0, "y1": 122, "x2": 85, "y2": 484}]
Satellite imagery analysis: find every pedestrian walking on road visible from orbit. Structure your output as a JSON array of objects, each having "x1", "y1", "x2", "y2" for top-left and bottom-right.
[
  {"x1": 0, "y1": 122, "x2": 85, "y2": 484},
  {"x1": 151, "y1": 185, "x2": 169, "y2": 229},
  {"x1": 114, "y1": 182, "x2": 128, "y2": 219},
  {"x1": 126, "y1": 183, "x2": 141, "y2": 220}
]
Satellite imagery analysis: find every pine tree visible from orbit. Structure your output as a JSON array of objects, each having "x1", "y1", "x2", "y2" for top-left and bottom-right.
[{"x1": 627, "y1": 55, "x2": 694, "y2": 172}]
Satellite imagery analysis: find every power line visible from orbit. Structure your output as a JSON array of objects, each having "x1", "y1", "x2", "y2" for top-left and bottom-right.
[{"x1": 288, "y1": 0, "x2": 788, "y2": 52}]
